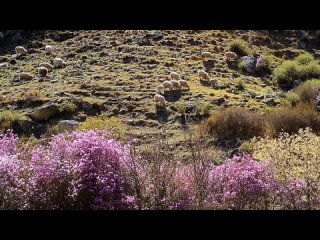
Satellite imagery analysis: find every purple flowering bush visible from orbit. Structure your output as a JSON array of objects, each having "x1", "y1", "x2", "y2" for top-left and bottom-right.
[
  {"x1": 0, "y1": 129, "x2": 317, "y2": 210},
  {"x1": 0, "y1": 130, "x2": 137, "y2": 210},
  {"x1": 207, "y1": 155, "x2": 278, "y2": 209}
]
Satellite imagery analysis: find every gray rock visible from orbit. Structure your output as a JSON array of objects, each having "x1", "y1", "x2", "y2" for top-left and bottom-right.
[
  {"x1": 56, "y1": 120, "x2": 79, "y2": 130},
  {"x1": 262, "y1": 98, "x2": 276, "y2": 106},
  {"x1": 299, "y1": 41, "x2": 306, "y2": 49},
  {"x1": 216, "y1": 97, "x2": 225, "y2": 105},
  {"x1": 0, "y1": 63, "x2": 7, "y2": 68},
  {"x1": 293, "y1": 79, "x2": 302, "y2": 86},
  {"x1": 0, "y1": 57, "x2": 8, "y2": 63},
  {"x1": 93, "y1": 75, "x2": 102, "y2": 80},
  {"x1": 240, "y1": 56, "x2": 257, "y2": 73},
  {"x1": 119, "y1": 108, "x2": 127, "y2": 114}
]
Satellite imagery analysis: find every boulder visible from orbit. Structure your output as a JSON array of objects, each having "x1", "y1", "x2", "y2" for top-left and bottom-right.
[
  {"x1": 29, "y1": 103, "x2": 60, "y2": 121},
  {"x1": 239, "y1": 56, "x2": 257, "y2": 73}
]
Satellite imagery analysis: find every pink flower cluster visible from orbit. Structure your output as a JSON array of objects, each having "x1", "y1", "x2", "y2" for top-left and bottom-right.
[{"x1": 256, "y1": 54, "x2": 265, "y2": 69}]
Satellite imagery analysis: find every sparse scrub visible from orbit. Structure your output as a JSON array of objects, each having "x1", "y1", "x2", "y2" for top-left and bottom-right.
[
  {"x1": 265, "y1": 103, "x2": 320, "y2": 137},
  {"x1": 228, "y1": 39, "x2": 253, "y2": 56},
  {"x1": 198, "y1": 107, "x2": 265, "y2": 141},
  {"x1": 294, "y1": 79, "x2": 320, "y2": 103}
]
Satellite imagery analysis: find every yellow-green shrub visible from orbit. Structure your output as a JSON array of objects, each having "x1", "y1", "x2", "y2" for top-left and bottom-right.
[{"x1": 77, "y1": 116, "x2": 126, "y2": 140}]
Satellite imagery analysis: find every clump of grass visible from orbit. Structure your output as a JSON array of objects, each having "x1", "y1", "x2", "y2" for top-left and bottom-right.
[
  {"x1": 255, "y1": 53, "x2": 275, "y2": 74},
  {"x1": 175, "y1": 100, "x2": 187, "y2": 115},
  {"x1": 195, "y1": 101, "x2": 212, "y2": 116},
  {"x1": 238, "y1": 140, "x2": 255, "y2": 154},
  {"x1": 59, "y1": 100, "x2": 78, "y2": 113},
  {"x1": 77, "y1": 116, "x2": 126, "y2": 140},
  {"x1": 280, "y1": 91, "x2": 300, "y2": 107},
  {"x1": 238, "y1": 60, "x2": 247, "y2": 72},
  {"x1": 0, "y1": 110, "x2": 26, "y2": 130},
  {"x1": 228, "y1": 39, "x2": 253, "y2": 56},
  {"x1": 235, "y1": 79, "x2": 245, "y2": 90}
]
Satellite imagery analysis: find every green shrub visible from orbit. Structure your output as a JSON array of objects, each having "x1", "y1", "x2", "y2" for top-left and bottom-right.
[
  {"x1": 175, "y1": 100, "x2": 187, "y2": 115},
  {"x1": 294, "y1": 53, "x2": 314, "y2": 65},
  {"x1": 59, "y1": 101, "x2": 77, "y2": 113},
  {"x1": 273, "y1": 60, "x2": 301, "y2": 85},
  {"x1": 228, "y1": 39, "x2": 253, "y2": 56},
  {"x1": 273, "y1": 53, "x2": 320, "y2": 86}
]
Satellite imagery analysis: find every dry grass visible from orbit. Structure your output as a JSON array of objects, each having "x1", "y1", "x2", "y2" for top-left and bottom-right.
[
  {"x1": 197, "y1": 107, "x2": 265, "y2": 141},
  {"x1": 265, "y1": 103, "x2": 320, "y2": 137}
]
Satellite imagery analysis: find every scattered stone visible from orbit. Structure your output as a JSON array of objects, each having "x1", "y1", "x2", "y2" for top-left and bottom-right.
[
  {"x1": 93, "y1": 75, "x2": 102, "y2": 80},
  {"x1": 294, "y1": 79, "x2": 302, "y2": 86},
  {"x1": 262, "y1": 98, "x2": 276, "y2": 106},
  {"x1": 299, "y1": 41, "x2": 306, "y2": 49},
  {"x1": 216, "y1": 97, "x2": 225, "y2": 106},
  {"x1": 9, "y1": 58, "x2": 17, "y2": 65},
  {"x1": 255, "y1": 95, "x2": 264, "y2": 99},
  {"x1": 56, "y1": 120, "x2": 79, "y2": 130},
  {"x1": 0, "y1": 63, "x2": 7, "y2": 68},
  {"x1": 111, "y1": 107, "x2": 119, "y2": 115}
]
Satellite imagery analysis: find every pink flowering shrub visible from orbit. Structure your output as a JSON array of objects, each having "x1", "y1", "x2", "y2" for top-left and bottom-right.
[
  {"x1": 0, "y1": 130, "x2": 19, "y2": 156},
  {"x1": 0, "y1": 129, "x2": 318, "y2": 210},
  {"x1": 0, "y1": 130, "x2": 137, "y2": 210},
  {"x1": 206, "y1": 155, "x2": 279, "y2": 209}
]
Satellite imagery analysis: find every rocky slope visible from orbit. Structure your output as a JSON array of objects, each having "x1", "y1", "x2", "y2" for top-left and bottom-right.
[{"x1": 1, "y1": 30, "x2": 319, "y2": 155}]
